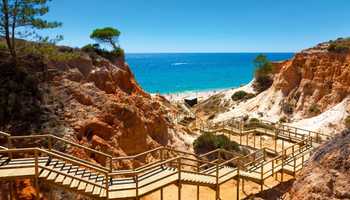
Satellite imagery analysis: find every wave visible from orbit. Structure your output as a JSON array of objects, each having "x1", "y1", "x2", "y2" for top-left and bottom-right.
[{"x1": 171, "y1": 62, "x2": 189, "y2": 66}]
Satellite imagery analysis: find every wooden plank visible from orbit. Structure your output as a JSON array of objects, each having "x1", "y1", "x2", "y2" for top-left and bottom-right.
[
  {"x1": 0, "y1": 167, "x2": 35, "y2": 178},
  {"x1": 47, "y1": 171, "x2": 58, "y2": 181},
  {"x1": 92, "y1": 186, "x2": 102, "y2": 196},
  {"x1": 70, "y1": 179, "x2": 80, "y2": 188},
  {"x1": 55, "y1": 174, "x2": 65, "y2": 183},
  {"x1": 62, "y1": 176, "x2": 73, "y2": 186},
  {"x1": 77, "y1": 181, "x2": 87, "y2": 191},
  {"x1": 85, "y1": 183, "x2": 94, "y2": 193}
]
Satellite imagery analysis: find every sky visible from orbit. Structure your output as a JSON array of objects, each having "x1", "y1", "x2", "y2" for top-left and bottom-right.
[{"x1": 44, "y1": 0, "x2": 350, "y2": 53}]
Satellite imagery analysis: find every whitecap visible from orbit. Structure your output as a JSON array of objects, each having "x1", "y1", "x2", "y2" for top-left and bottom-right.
[{"x1": 171, "y1": 62, "x2": 188, "y2": 66}]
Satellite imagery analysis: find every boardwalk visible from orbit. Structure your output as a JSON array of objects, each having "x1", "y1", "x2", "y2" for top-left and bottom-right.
[{"x1": 0, "y1": 118, "x2": 331, "y2": 200}]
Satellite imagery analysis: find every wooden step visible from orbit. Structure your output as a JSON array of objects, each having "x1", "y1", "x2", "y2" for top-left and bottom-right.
[
  {"x1": 39, "y1": 169, "x2": 51, "y2": 178},
  {"x1": 70, "y1": 179, "x2": 80, "y2": 189},
  {"x1": 77, "y1": 181, "x2": 87, "y2": 191},
  {"x1": 85, "y1": 183, "x2": 94, "y2": 193},
  {"x1": 62, "y1": 176, "x2": 73, "y2": 186},
  {"x1": 92, "y1": 186, "x2": 102, "y2": 196},
  {"x1": 47, "y1": 171, "x2": 58, "y2": 181},
  {"x1": 100, "y1": 189, "x2": 107, "y2": 198},
  {"x1": 54, "y1": 174, "x2": 65, "y2": 183}
]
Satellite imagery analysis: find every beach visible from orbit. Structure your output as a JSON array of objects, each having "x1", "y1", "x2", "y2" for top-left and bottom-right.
[{"x1": 162, "y1": 80, "x2": 255, "y2": 103}]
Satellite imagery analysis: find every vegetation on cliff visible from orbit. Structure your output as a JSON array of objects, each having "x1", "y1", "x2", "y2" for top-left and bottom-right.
[
  {"x1": 253, "y1": 54, "x2": 274, "y2": 93},
  {"x1": 328, "y1": 37, "x2": 350, "y2": 53},
  {"x1": 193, "y1": 132, "x2": 241, "y2": 155},
  {"x1": 0, "y1": 0, "x2": 62, "y2": 62}
]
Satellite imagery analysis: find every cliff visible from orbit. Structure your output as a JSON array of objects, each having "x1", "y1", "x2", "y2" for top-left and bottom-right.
[
  {"x1": 196, "y1": 40, "x2": 350, "y2": 134},
  {"x1": 0, "y1": 44, "x2": 186, "y2": 199},
  {"x1": 273, "y1": 49, "x2": 350, "y2": 117},
  {"x1": 286, "y1": 129, "x2": 350, "y2": 200}
]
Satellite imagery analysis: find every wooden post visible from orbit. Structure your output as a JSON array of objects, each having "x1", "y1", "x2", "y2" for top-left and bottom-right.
[
  {"x1": 293, "y1": 155, "x2": 296, "y2": 177},
  {"x1": 178, "y1": 158, "x2": 182, "y2": 200},
  {"x1": 260, "y1": 134, "x2": 262, "y2": 149},
  {"x1": 8, "y1": 137, "x2": 12, "y2": 159},
  {"x1": 215, "y1": 162, "x2": 220, "y2": 200},
  {"x1": 242, "y1": 178, "x2": 245, "y2": 193},
  {"x1": 161, "y1": 188, "x2": 164, "y2": 200},
  {"x1": 9, "y1": 181, "x2": 13, "y2": 200},
  {"x1": 253, "y1": 133, "x2": 256, "y2": 148},
  {"x1": 260, "y1": 164, "x2": 264, "y2": 192},
  {"x1": 109, "y1": 157, "x2": 113, "y2": 172},
  {"x1": 281, "y1": 151, "x2": 284, "y2": 182},
  {"x1": 239, "y1": 133, "x2": 242, "y2": 145},
  {"x1": 300, "y1": 154, "x2": 304, "y2": 171},
  {"x1": 197, "y1": 162, "x2": 200, "y2": 200},
  {"x1": 135, "y1": 174, "x2": 139, "y2": 200},
  {"x1": 49, "y1": 187, "x2": 53, "y2": 200},
  {"x1": 246, "y1": 134, "x2": 248, "y2": 146},
  {"x1": 34, "y1": 149, "x2": 40, "y2": 200},
  {"x1": 105, "y1": 172, "x2": 109, "y2": 199},
  {"x1": 236, "y1": 170, "x2": 240, "y2": 200},
  {"x1": 48, "y1": 136, "x2": 52, "y2": 151}
]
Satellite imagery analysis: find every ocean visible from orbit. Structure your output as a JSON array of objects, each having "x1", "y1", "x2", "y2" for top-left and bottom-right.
[{"x1": 126, "y1": 53, "x2": 294, "y2": 94}]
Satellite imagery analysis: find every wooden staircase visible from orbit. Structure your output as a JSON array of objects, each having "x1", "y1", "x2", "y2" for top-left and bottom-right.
[{"x1": 0, "y1": 118, "x2": 330, "y2": 199}]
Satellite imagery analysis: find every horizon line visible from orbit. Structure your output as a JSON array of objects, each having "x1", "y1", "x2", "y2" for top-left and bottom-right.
[{"x1": 125, "y1": 51, "x2": 296, "y2": 54}]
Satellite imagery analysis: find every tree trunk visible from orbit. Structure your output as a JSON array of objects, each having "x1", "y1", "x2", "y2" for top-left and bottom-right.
[
  {"x1": 10, "y1": 0, "x2": 19, "y2": 62},
  {"x1": 1, "y1": 0, "x2": 16, "y2": 62}
]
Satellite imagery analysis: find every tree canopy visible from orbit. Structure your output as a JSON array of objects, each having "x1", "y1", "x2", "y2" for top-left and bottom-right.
[
  {"x1": 0, "y1": 0, "x2": 62, "y2": 61},
  {"x1": 254, "y1": 54, "x2": 273, "y2": 76},
  {"x1": 90, "y1": 27, "x2": 121, "y2": 51},
  {"x1": 253, "y1": 54, "x2": 274, "y2": 93}
]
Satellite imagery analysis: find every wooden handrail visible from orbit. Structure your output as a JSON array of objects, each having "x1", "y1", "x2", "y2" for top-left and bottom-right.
[
  {"x1": 0, "y1": 117, "x2": 328, "y2": 200},
  {"x1": 0, "y1": 131, "x2": 11, "y2": 137}
]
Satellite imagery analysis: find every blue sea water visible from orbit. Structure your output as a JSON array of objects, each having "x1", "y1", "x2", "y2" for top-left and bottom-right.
[{"x1": 126, "y1": 53, "x2": 294, "y2": 94}]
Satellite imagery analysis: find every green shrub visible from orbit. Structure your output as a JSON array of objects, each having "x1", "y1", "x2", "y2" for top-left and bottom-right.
[
  {"x1": 82, "y1": 43, "x2": 124, "y2": 62},
  {"x1": 253, "y1": 54, "x2": 274, "y2": 93},
  {"x1": 327, "y1": 38, "x2": 350, "y2": 53},
  {"x1": 308, "y1": 104, "x2": 321, "y2": 115},
  {"x1": 345, "y1": 116, "x2": 350, "y2": 129},
  {"x1": 282, "y1": 102, "x2": 294, "y2": 115},
  {"x1": 231, "y1": 90, "x2": 255, "y2": 101},
  {"x1": 279, "y1": 116, "x2": 288, "y2": 123},
  {"x1": 22, "y1": 43, "x2": 79, "y2": 62},
  {"x1": 253, "y1": 74, "x2": 273, "y2": 93},
  {"x1": 249, "y1": 118, "x2": 260, "y2": 124},
  {"x1": 193, "y1": 132, "x2": 240, "y2": 155}
]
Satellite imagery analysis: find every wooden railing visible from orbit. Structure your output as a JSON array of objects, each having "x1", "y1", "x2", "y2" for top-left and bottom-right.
[{"x1": 0, "y1": 116, "x2": 329, "y2": 199}]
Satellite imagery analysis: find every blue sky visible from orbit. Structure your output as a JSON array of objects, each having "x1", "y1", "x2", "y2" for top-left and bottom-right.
[{"x1": 45, "y1": 0, "x2": 350, "y2": 53}]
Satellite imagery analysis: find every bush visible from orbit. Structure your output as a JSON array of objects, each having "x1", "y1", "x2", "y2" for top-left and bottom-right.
[
  {"x1": 345, "y1": 116, "x2": 350, "y2": 129},
  {"x1": 231, "y1": 90, "x2": 255, "y2": 101},
  {"x1": 253, "y1": 54, "x2": 274, "y2": 93},
  {"x1": 22, "y1": 43, "x2": 80, "y2": 62},
  {"x1": 282, "y1": 102, "x2": 294, "y2": 115},
  {"x1": 253, "y1": 74, "x2": 273, "y2": 93},
  {"x1": 327, "y1": 38, "x2": 350, "y2": 53},
  {"x1": 82, "y1": 43, "x2": 124, "y2": 62},
  {"x1": 279, "y1": 116, "x2": 288, "y2": 123},
  {"x1": 193, "y1": 132, "x2": 240, "y2": 155},
  {"x1": 308, "y1": 104, "x2": 321, "y2": 116},
  {"x1": 249, "y1": 118, "x2": 260, "y2": 124}
]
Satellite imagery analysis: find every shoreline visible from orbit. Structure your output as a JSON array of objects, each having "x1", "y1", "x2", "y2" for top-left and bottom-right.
[{"x1": 158, "y1": 80, "x2": 255, "y2": 102}]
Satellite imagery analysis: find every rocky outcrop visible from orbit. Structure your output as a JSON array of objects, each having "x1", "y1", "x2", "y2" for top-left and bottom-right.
[
  {"x1": 44, "y1": 53, "x2": 182, "y2": 169},
  {"x1": 273, "y1": 49, "x2": 350, "y2": 117},
  {"x1": 287, "y1": 129, "x2": 350, "y2": 200}
]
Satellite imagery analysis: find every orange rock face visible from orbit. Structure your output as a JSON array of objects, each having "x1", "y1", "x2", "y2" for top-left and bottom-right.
[
  {"x1": 273, "y1": 51, "x2": 350, "y2": 116},
  {"x1": 287, "y1": 130, "x2": 350, "y2": 200},
  {"x1": 46, "y1": 54, "x2": 177, "y2": 168}
]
